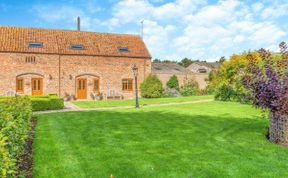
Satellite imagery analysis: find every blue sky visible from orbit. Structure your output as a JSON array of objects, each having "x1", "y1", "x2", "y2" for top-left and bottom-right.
[{"x1": 0, "y1": 0, "x2": 287, "y2": 61}]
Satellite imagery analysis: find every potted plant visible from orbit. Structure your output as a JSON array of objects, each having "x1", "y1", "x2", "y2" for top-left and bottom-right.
[{"x1": 243, "y1": 42, "x2": 288, "y2": 145}]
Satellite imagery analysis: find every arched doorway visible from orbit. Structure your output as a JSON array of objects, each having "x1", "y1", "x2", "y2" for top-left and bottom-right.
[
  {"x1": 75, "y1": 73, "x2": 100, "y2": 100},
  {"x1": 16, "y1": 73, "x2": 44, "y2": 96}
]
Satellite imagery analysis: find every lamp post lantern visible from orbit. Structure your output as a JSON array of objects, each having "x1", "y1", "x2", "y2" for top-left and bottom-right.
[{"x1": 132, "y1": 64, "x2": 139, "y2": 108}]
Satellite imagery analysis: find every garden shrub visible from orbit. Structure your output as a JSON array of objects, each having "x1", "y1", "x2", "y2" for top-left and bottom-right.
[
  {"x1": 214, "y1": 82, "x2": 251, "y2": 103},
  {"x1": 140, "y1": 74, "x2": 164, "y2": 98},
  {"x1": 203, "y1": 87, "x2": 215, "y2": 95},
  {"x1": 0, "y1": 95, "x2": 64, "y2": 111},
  {"x1": 214, "y1": 83, "x2": 236, "y2": 101},
  {"x1": 166, "y1": 75, "x2": 179, "y2": 90},
  {"x1": 0, "y1": 97, "x2": 32, "y2": 177},
  {"x1": 30, "y1": 96, "x2": 64, "y2": 111},
  {"x1": 207, "y1": 52, "x2": 262, "y2": 103},
  {"x1": 180, "y1": 80, "x2": 200, "y2": 96}
]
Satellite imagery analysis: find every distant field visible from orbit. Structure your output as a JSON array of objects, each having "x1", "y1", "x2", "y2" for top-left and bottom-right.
[{"x1": 73, "y1": 95, "x2": 214, "y2": 108}]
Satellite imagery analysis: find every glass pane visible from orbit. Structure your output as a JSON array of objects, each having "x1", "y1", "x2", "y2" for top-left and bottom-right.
[
  {"x1": 128, "y1": 83, "x2": 132, "y2": 90},
  {"x1": 122, "y1": 80, "x2": 126, "y2": 90},
  {"x1": 17, "y1": 80, "x2": 21, "y2": 90},
  {"x1": 33, "y1": 80, "x2": 36, "y2": 90},
  {"x1": 38, "y1": 80, "x2": 41, "y2": 90},
  {"x1": 79, "y1": 80, "x2": 81, "y2": 90},
  {"x1": 83, "y1": 80, "x2": 85, "y2": 89},
  {"x1": 128, "y1": 80, "x2": 133, "y2": 90},
  {"x1": 94, "y1": 80, "x2": 99, "y2": 92}
]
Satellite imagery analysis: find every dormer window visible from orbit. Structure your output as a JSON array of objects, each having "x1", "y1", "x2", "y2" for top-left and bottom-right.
[
  {"x1": 71, "y1": 44, "x2": 84, "y2": 50},
  {"x1": 28, "y1": 42, "x2": 43, "y2": 48},
  {"x1": 198, "y1": 68, "x2": 207, "y2": 73},
  {"x1": 118, "y1": 47, "x2": 129, "y2": 52}
]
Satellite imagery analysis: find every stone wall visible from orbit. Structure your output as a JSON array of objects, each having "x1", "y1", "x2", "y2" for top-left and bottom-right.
[{"x1": 154, "y1": 72, "x2": 208, "y2": 89}]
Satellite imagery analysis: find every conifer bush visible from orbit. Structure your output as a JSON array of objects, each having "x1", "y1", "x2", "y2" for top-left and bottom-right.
[
  {"x1": 180, "y1": 80, "x2": 200, "y2": 96},
  {"x1": 140, "y1": 74, "x2": 164, "y2": 98},
  {"x1": 166, "y1": 75, "x2": 179, "y2": 90}
]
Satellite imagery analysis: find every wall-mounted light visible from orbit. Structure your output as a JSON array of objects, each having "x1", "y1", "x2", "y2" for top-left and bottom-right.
[
  {"x1": 69, "y1": 75, "x2": 73, "y2": 80},
  {"x1": 49, "y1": 74, "x2": 53, "y2": 80}
]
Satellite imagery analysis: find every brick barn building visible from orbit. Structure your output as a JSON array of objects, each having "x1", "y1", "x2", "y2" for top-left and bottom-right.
[{"x1": 0, "y1": 26, "x2": 151, "y2": 100}]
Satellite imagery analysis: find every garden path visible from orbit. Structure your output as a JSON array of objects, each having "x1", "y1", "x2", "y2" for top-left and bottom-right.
[{"x1": 34, "y1": 99, "x2": 214, "y2": 114}]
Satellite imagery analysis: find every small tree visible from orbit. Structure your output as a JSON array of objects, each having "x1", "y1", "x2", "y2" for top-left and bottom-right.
[
  {"x1": 243, "y1": 42, "x2": 288, "y2": 145},
  {"x1": 180, "y1": 80, "x2": 200, "y2": 96},
  {"x1": 166, "y1": 75, "x2": 179, "y2": 90},
  {"x1": 214, "y1": 82, "x2": 236, "y2": 101},
  {"x1": 140, "y1": 74, "x2": 164, "y2": 98}
]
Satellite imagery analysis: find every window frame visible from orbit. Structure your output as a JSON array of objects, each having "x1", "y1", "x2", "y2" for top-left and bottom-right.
[
  {"x1": 16, "y1": 78, "x2": 24, "y2": 93},
  {"x1": 28, "y1": 42, "x2": 43, "y2": 48},
  {"x1": 118, "y1": 47, "x2": 129, "y2": 52},
  {"x1": 122, "y1": 78, "x2": 133, "y2": 91},
  {"x1": 71, "y1": 44, "x2": 84, "y2": 50},
  {"x1": 93, "y1": 79, "x2": 100, "y2": 95}
]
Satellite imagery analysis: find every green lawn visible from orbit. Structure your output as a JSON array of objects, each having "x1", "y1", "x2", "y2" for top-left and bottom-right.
[
  {"x1": 73, "y1": 95, "x2": 214, "y2": 108},
  {"x1": 33, "y1": 102, "x2": 288, "y2": 178}
]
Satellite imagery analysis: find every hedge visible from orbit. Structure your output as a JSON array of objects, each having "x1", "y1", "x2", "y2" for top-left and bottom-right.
[
  {"x1": 0, "y1": 97, "x2": 32, "y2": 177},
  {"x1": 30, "y1": 96, "x2": 64, "y2": 111},
  {"x1": 0, "y1": 96, "x2": 64, "y2": 111}
]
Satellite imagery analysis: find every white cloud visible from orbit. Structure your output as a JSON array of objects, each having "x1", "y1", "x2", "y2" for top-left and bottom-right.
[
  {"x1": 261, "y1": 3, "x2": 288, "y2": 19},
  {"x1": 33, "y1": 0, "x2": 288, "y2": 61},
  {"x1": 252, "y1": 2, "x2": 264, "y2": 12},
  {"x1": 249, "y1": 23, "x2": 285, "y2": 44},
  {"x1": 106, "y1": 0, "x2": 206, "y2": 26},
  {"x1": 33, "y1": 5, "x2": 84, "y2": 23},
  {"x1": 143, "y1": 20, "x2": 176, "y2": 59},
  {"x1": 168, "y1": 0, "x2": 287, "y2": 61}
]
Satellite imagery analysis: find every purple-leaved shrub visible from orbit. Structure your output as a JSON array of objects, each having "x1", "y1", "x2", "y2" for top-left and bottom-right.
[
  {"x1": 243, "y1": 42, "x2": 288, "y2": 114},
  {"x1": 243, "y1": 42, "x2": 288, "y2": 145}
]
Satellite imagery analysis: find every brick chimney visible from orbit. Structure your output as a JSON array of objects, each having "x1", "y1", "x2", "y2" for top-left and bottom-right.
[{"x1": 77, "y1": 16, "x2": 80, "y2": 31}]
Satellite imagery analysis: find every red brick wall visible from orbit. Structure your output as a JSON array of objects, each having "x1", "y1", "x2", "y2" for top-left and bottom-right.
[
  {"x1": 0, "y1": 52, "x2": 151, "y2": 99},
  {"x1": 0, "y1": 53, "x2": 60, "y2": 96}
]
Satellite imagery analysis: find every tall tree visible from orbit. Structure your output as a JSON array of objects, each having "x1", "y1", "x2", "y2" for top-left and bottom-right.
[
  {"x1": 178, "y1": 58, "x2": 193, "y2": 67},
  {"x1": 219, "y1": 56, "x2": 226, "y2": 63}
]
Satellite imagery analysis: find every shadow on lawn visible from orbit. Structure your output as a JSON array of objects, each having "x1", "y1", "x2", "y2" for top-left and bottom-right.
[{"x1": 34, "y1": 109, "x2": 274, "y2": 178}]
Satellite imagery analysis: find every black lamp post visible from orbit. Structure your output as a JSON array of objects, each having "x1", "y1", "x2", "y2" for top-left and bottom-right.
[{"x1": 132, "y1": 64, "x2": 139, "y2": 108}]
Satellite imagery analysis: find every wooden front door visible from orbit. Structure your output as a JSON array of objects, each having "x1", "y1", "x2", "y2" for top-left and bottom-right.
[
  {"x1": 77, "y1": 78, "x2": 87, "y2": 99},
  {"x1": 31, "y1": 78, "x2": 43, "y2": 96}
]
